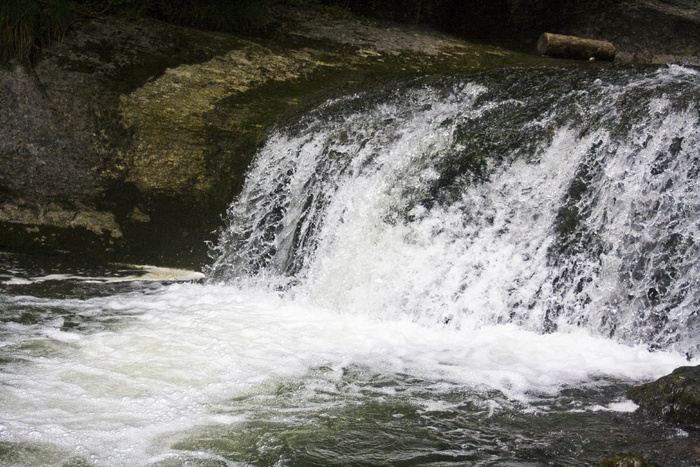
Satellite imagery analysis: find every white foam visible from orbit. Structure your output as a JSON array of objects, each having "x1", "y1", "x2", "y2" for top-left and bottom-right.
[
  {"x1": 3, "y1": 67, "x2": 700, "y2": 465},
  {"x1": 2, "y1": 278, "x2": 32, "y2": 285},
  {"x1": 210, "y1": 66, "x2": 700, "y2": 354},
  {"x1": 0, "y1": 283, "x2": 692, "y2": 466},
  {"x1": 581, "y1": 400, "x2": 639, "y2": 413},
  {"x1": 1, "y1": 265, "x2": 204, "y2": 285},
  {"x1": 300, "y1": 126, "x2": 591, "y2": 330}
]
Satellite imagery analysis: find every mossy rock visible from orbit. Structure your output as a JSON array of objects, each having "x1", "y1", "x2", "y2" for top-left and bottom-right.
[
  {"x1": 1, "y1": 3, "x2": 563, "y2": 268},
  {"x1": 627, "y1": 365, "x2": 700, "y2": 426}
]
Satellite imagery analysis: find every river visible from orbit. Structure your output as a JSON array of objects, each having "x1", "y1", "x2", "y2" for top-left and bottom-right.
[{"x1": 1, "y1": 64, "x2": 699, "y2": 466}]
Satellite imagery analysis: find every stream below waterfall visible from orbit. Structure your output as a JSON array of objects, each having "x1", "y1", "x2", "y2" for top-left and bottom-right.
[{"x1": 1, "y1": 64, "x2": 700, "y2": 466}]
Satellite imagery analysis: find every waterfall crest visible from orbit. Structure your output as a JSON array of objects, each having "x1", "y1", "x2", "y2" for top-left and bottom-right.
[{"x1": 208, "y1": 65, "x2": 700, "y2": 356}]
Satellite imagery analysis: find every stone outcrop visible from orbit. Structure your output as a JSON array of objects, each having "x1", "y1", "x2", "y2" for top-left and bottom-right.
[
  {"x1": 627, "y1": 365, "x2": 700, "y2": 427},
  {"x1": 0, "y1": 17, "x2": 243, "y2": 266},
  {"x1": 549, "y1": 0, "x2": 700, "y2": 65},
  {"x1": 0, "y1": 6, "x2": 551, "y2": 268},
  {"x1": 3, "y1": 2, "x2": 698, "y2": 268}
]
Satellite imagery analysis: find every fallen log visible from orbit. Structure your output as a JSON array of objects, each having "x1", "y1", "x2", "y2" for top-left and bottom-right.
[{"x1": 537, "y1": 32, "x2": 615, "y2": 61}]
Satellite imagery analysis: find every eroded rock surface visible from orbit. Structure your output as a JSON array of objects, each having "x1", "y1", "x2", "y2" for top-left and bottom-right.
[
  {"x1": 0, "y1": 6, "x2": 551, "y2": 267},
  {"x1": 5, "y1": 1, "x2": 698, "y2": 267},
  {"x1": 628, "y1": 365, "x2": 700, "y2": 427}
]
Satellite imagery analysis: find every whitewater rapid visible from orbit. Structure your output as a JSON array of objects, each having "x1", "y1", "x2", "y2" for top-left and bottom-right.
[
  {"x1": 1, "y1": 64, "x2": 699, "y2": 466},
  {"x1": 210, "y1": 65, "x2": 700, "y2": 355},
  {"x1": 0, "y1": 281, "x2": 690, "y2": 466}
]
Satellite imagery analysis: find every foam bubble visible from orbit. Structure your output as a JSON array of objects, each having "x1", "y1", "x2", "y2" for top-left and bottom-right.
[{"x1": 0, "y1": 283, "x2": 692, "y2": 465}]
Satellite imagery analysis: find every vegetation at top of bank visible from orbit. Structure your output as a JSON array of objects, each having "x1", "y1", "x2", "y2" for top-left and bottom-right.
[
  {"x1": 0, "y1": 0, "x2": 73, "y2": 62},
  {"x1": 1, "y1": 0, "x2": 317, "y2": 63}
]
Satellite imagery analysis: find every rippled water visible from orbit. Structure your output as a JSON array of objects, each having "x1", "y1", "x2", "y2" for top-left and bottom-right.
[{"x1": 0, "y1": 260, "x2": 695, "y2": 466}]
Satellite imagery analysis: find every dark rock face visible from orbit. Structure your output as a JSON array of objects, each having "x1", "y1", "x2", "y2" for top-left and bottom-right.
[
  {"x1": 628, "y1": 365, "x2": 700, "y2": 427},
  {"x1": 1, "y1": 7, "x2": 550, "y2": 268},
  {"x1": 559, "y1": 0, "x2": 700, "y2": 65},
  {"x1": 0, "y1": 18, "x2": 241, "y2": 267},
  {"x1": 597, "y1": 452, "x2": 655, "y2": 467}
]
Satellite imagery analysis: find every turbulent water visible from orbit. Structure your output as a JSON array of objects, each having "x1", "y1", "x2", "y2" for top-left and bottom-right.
[
  {"x1": 1, "y1": 65, "x2": 700, "y2": 466},
  {"x1": 209, "y1": 64, "x2": 700, "y2": 356}
]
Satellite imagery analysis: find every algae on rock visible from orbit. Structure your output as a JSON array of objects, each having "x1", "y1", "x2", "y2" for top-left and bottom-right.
[
  {"x1": 0, "y1": 5, "x2": 555, "y2": 267},
  {"x1": 628, "y1": 365, "x2": 700, "y2": 427}
]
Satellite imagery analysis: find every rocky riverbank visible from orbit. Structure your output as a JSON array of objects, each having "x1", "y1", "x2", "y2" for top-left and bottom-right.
[
  {"x1": 1, "y1": 2, "x2": 698, "y2": 268},
  {"x1": 0, "y1": 5, "x2": 554, "y2": 267}
]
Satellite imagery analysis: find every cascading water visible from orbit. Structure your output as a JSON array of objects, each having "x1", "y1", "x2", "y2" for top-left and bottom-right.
[
  {"x1": 1, "y1": 64, "x2": 699, "y2": 466},
  {"x1": 209, "y1": 64, "x2": 700, "y2": 356}
]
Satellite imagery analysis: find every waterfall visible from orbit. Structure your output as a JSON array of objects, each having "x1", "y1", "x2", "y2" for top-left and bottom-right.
[
  {"x1": 2, "y1": 64, "x2": 700, "y2": 467},
  {"x1": 209, "y1": 65, "x2": 700, "y2": 356}
]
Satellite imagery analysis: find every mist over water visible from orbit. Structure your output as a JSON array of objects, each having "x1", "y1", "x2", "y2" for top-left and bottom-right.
[{"x1": 1, "y1": 65, "x2": 699, "y2": 466}]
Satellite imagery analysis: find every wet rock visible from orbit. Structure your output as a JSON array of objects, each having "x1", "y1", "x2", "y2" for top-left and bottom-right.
[
  {"x1": 0, "y1": 6, "x2": 551, "y2": 268},
  {"x1": 627, "y1": 365, "x2": 700, "y2": 427},
  {"x1": 0, "y1": 18, "x2": 240, "y2": 267},
  {"x1": 552, "y1": 0, "x2": 700, "y2": 65},
  {"x1": 597, "y1": 452, "x2": 655, "y2": 467}
]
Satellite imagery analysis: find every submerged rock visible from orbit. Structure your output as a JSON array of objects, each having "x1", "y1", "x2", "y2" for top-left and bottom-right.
[
  {"x1": 627, "y1": 365, "x2": 700, "y2": 427},
  {"x1": 597, "y1": 452, "x2": 655, "y2": 467}
]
